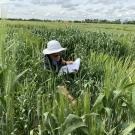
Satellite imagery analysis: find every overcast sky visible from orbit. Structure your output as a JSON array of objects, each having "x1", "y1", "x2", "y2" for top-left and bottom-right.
[{"x1": 0, "y1": 0, "x2": 135, "y2": 20}]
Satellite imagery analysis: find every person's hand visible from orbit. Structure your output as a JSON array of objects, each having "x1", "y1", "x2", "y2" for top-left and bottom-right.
[
  {"x1": 61, "y1": 59, "x2": 74, "y2": 65},
  {"x1": 66, "y1": 61, "x2": 74, "y2": 64}
]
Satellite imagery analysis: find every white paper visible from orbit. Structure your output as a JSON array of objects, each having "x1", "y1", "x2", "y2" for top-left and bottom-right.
[{"x1": 58, "y1": 58, "x2": 80, "y2": 75}]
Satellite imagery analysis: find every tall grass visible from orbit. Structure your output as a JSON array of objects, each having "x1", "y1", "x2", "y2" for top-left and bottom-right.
[{"x1": 0, "y1": 21, "x2": 135, "y2": 135}]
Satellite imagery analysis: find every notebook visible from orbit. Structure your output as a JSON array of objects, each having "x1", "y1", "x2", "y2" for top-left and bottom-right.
[{"x1": 58, "y1": 58, "x2": 80, "y2": 75}]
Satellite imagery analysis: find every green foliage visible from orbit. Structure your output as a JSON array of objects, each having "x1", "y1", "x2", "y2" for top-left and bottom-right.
[{"x1": 0, "y1": 21, "x2": 135, "y2": 135}]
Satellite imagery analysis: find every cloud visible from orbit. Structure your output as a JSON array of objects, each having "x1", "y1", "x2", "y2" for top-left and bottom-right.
[
  {"x1": 88, "y1": 0, "x2": 114, "y2": 5},
  {"x1": 31, "y1": 0, "x2": 80, "y2": 10},
  {"x1": 6, "y1": 0, "x2": 135, "y2": 20},
  {"x1": 0, "y1": 0, "x2": 10, "y2": 4},
  {"x1": 8, "y1": 0, "x2": 31, "y2": 8}
]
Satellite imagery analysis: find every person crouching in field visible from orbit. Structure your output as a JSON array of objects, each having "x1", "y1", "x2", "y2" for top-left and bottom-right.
[
  {"x1": 43, "y1": 40, "x2": 73, "y2": 73},
  {"x1": 43, "y1": 40, "x2": 76, "y2": 105}
]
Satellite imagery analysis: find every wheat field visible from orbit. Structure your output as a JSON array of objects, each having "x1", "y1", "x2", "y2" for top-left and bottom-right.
[{"x1": 0, "y1": 20, "x2": 135, "y2": 135}]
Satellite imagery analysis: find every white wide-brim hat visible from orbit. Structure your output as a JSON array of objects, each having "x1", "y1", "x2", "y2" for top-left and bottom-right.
[{"x1": 43, "y1": 40, "x2": 67, "y2": 55}]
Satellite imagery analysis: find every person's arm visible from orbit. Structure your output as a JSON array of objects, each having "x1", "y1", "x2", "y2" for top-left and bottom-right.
[
  {"x1": 65, "y1": 61, "x2": 74, "y2": 64},
  {"x1": 61, "y1": 58, "x2": 74, "y2": 65}
]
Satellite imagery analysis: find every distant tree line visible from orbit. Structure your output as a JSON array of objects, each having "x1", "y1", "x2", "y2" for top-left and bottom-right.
[
  {"x1": 83, "y1": 19, "x2": 135, "y2": 24},
  {"x1": 1, "y1": 18, "x2": 135, "y2": 24}
]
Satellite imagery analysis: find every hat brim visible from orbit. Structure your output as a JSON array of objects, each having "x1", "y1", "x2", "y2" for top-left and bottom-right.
[{"x1": 43, "y1": 48, "x2": 67, "y2": 55}]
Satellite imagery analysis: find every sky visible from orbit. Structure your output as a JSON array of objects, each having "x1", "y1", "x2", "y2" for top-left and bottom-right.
[{"x1": 0, "y1": 0, "x2": 135, "y2": 20}]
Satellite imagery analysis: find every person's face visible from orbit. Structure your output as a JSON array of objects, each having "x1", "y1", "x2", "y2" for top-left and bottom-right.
[{"x1": 50, "y1": 52, "x2": 61, "y2": 61}]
